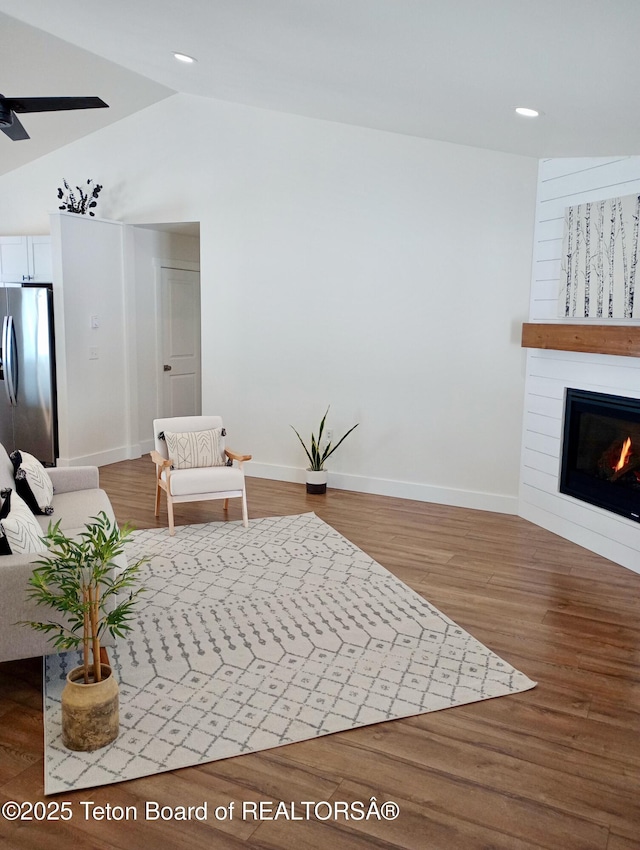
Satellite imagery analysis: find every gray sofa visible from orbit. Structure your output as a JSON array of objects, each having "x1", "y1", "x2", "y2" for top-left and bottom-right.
[{"x1": 0, "y1": 444, "x2": 122, "y2": 663}]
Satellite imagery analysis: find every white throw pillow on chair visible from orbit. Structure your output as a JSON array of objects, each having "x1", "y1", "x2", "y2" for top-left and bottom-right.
[{"x1": 163, "y1": 428, "x2": 228, "y2": 469}]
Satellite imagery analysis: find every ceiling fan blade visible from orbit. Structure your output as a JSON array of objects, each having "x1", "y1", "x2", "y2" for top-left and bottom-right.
[
  {"x1": 4, "y1": 96, "x2": 108, "y2": 114},
  {"x1": 1, "y1": 113, "x2": 30, "y2": 141}
]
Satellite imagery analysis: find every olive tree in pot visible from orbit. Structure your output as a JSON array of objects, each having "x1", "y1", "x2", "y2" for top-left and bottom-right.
[
  {"x1": 23, "y1": 511, "x2": 146, "y2": 752},
  {"x1": 291, "y1": 407, "x2": 359, "y2": 494}
]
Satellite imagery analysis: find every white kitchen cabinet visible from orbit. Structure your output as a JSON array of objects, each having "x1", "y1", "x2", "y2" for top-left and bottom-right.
[{"x1": 0, "y1": 235, "x2": 52, "y2": 282}]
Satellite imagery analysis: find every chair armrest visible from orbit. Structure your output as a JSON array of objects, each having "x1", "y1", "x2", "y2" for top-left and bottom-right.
[
  {"x1": 150, "y1": 450, "x2": 172, "y2": 469},
  {"x1": 47, "y1": 466, "x2": 99, "y2": 493},
  {"x1": 225, "y1": 449, "x2": 252, "y2": 463}
]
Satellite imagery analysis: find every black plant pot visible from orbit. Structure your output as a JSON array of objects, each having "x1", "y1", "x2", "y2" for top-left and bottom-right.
[{"x1": 306, "y1": 482, "x2": 327, "y2": 495}]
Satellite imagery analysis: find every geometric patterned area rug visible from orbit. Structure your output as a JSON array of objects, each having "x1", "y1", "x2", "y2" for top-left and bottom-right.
[{"x1": 43, "y1": 513, "x2": 536, "y2": 795}]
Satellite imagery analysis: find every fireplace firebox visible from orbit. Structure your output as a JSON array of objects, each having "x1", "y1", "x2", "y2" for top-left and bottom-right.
[{"x1": 560, "y1": 389, "x2": 640, "y2": 522}]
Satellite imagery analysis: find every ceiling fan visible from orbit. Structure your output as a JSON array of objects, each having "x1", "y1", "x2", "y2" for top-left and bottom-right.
[{"x1": 0, "y1": 94, "x2": 108, "y2": 141}]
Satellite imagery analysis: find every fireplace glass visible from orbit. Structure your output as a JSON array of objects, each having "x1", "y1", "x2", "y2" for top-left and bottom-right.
[{"x1": 560, "y1": 389, "x2": 640, "y2": 521}]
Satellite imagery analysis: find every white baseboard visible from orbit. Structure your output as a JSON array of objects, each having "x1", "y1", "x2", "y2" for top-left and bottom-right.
[
  {"x1": 55, "y1": 452, "x2": 517, "y2": 514},
  {"x1": 139, "y1": 437, "x2": 155, "y2": 455},
  {"x1": 247, "y1": 462, "x2": 518, "y2": 515},
  {"x1": 519, "y1": 500, "x2": 640, "y2": 575},
  {"x1": 57, "y1": 444, "x2": 142, "y2": 467}
]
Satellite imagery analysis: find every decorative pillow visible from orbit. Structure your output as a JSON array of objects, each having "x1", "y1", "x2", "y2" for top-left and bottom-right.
[
  {"x1": 0, "y1": 489, "x2": 47, "y2": 555},
  {"x1": 10, "y1": 450, "x2": 54, "y2": 515},
  {"x1": 162, "y1": 428, "x2": 230, "y2": 469}
]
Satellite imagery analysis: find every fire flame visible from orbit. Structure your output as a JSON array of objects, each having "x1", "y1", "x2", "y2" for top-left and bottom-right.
[{"x1": 614, "y1": 437, "x2": 632, "y2": 472}]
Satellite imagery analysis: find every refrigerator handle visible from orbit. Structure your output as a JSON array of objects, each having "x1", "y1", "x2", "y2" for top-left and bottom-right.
[
  {"x1": 5, "y1": 315, "x2": 16, "y2": 407},
  {"x1": 1, "y1": 316, "x2": 10, "y2": 406}
]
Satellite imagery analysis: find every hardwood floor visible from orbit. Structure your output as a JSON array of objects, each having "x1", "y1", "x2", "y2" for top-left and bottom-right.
[{"x1": 1, "y1": 456, "x2": 639, "y2": 849}]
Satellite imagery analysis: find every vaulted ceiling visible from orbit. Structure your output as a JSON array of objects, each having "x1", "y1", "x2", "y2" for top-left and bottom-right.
[{"x1": 1, "y1": 0, "x2": 639, "y2": 177}]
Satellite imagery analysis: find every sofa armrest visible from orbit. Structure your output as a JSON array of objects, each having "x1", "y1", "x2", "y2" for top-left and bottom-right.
[
  {"x1": 47, "y1": 466, "x2": 99, "y2": 494},
  {"x1": 0, "y1": 547, "x2": 123, "y2": 664}
]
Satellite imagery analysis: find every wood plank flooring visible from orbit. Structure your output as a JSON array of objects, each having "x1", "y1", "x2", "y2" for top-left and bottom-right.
[{"x1": 1, "y1": 456, "x2": 639, "y2": 849}]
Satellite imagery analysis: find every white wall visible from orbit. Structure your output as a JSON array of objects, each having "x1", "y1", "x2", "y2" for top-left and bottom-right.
[
  {"x1": 50, "y1": 216, "x2": 200, "y2": 464},
  {"x1": 520, "y1": 157, "x2": 640, "y2": 573},
  {"x1": 0, "y1": 94, "x2": 537, "y2": 510},
  {"x1": 129, "y1": 226, "x2": 200, "y2": 451},
  {"x1": 50, "y1": 213, "x2": 130, "y2": 466}
]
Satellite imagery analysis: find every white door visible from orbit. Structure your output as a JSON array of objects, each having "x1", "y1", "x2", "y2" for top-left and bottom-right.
[{"x1": 160, "y1": 267, "x2": 201, "y2": 417}]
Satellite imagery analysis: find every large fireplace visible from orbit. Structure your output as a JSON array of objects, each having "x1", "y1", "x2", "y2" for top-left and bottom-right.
[{"x1": 560, "y1": 388, "x2": 640, "y2": 522}]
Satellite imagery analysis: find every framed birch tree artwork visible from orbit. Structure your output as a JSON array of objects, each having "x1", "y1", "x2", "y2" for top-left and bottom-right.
[{"x1": 559, "y1": 193, "x2": 640, "y2": 319}]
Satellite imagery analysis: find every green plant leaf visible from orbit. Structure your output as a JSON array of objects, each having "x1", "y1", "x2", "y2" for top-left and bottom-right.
[
  {"x1": 322, "y1": 422, "x2": 359, "y2": 464},
  {"x1": 21, "y1": 511, "x2": 146, "y2": 674},
  {"x1": 291, "y1": 407, "x2": 358, "y2": 472},
  {"x1": 290, "y1": 425, "x2": 315, "y2": 468}
]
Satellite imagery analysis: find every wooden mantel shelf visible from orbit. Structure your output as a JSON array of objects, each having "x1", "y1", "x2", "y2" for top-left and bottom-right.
[{"x1": 521, "y1": 323, "x2": 640, "y2": 358}]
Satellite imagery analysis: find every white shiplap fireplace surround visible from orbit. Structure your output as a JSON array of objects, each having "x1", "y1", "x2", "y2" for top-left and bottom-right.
[{"x1": 519, "y1": 156, "x2": 640, "y2": 575}]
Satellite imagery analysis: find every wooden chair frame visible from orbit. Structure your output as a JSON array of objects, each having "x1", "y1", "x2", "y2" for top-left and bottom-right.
[{"x1": 151, "y1": 448, "x2": 251, "y2": 535}]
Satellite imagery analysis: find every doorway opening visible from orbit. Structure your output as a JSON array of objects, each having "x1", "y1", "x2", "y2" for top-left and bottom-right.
[{"x1": 130, "y1": 221, "x2": 201, "y2": 451}]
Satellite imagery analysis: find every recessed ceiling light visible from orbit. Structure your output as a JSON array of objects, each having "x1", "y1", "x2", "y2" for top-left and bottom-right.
[
  {"x1": 515, "y1": 107, "x2": 540, "y2": 118},
  {"x1": 173, "y1": 52, "x2": 197, "y2": 64}
]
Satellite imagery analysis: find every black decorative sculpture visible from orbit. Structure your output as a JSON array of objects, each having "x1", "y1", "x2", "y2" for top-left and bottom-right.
[{"x1": 57, "y1": 179, "x2": 103, "y2": 216}]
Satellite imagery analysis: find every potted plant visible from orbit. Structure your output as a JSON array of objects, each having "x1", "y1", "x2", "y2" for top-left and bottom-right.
[
  {"x1": 23, "y1": 511, "x2": 146, "y2": 751},
  {"x1": 291, "y1": 406, "x2": 359, "y2": 494}
]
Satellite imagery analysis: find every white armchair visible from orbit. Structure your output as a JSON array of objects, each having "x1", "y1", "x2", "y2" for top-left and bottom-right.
[{"x1": 151, "y1": 416, "x2": 251, "y2": 535}]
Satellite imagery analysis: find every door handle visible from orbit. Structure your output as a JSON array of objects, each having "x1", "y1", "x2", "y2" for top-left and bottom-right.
[
  {"x1": 5, "y1": 315, "x2": 16, "y2": 405},
  {"x1": 2, "y1": 316, "x2": 16, "y2": 406},
  {"x1": 163, "y1": 364, "x2": 172, "y2": 372},
  {"x1": 1, "y1": 316, "x2": 9, "y2": 404}
]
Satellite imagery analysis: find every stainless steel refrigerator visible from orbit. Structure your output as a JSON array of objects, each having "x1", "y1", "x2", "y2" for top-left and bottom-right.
[{"x1": 0, "y1": 284, "x2": 57, "y2": 464}]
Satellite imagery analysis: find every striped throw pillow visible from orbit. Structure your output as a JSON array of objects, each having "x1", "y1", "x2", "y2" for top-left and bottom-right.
[
  {"x1": 0, "y1": 489, "x2": 47, "y2": 555},
  {"x1": 10, "y1": 450, "x2": 54, "y2": 515},
  {"x1": 163, "y1": 428, "x2": 228, "y2": 469}
]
